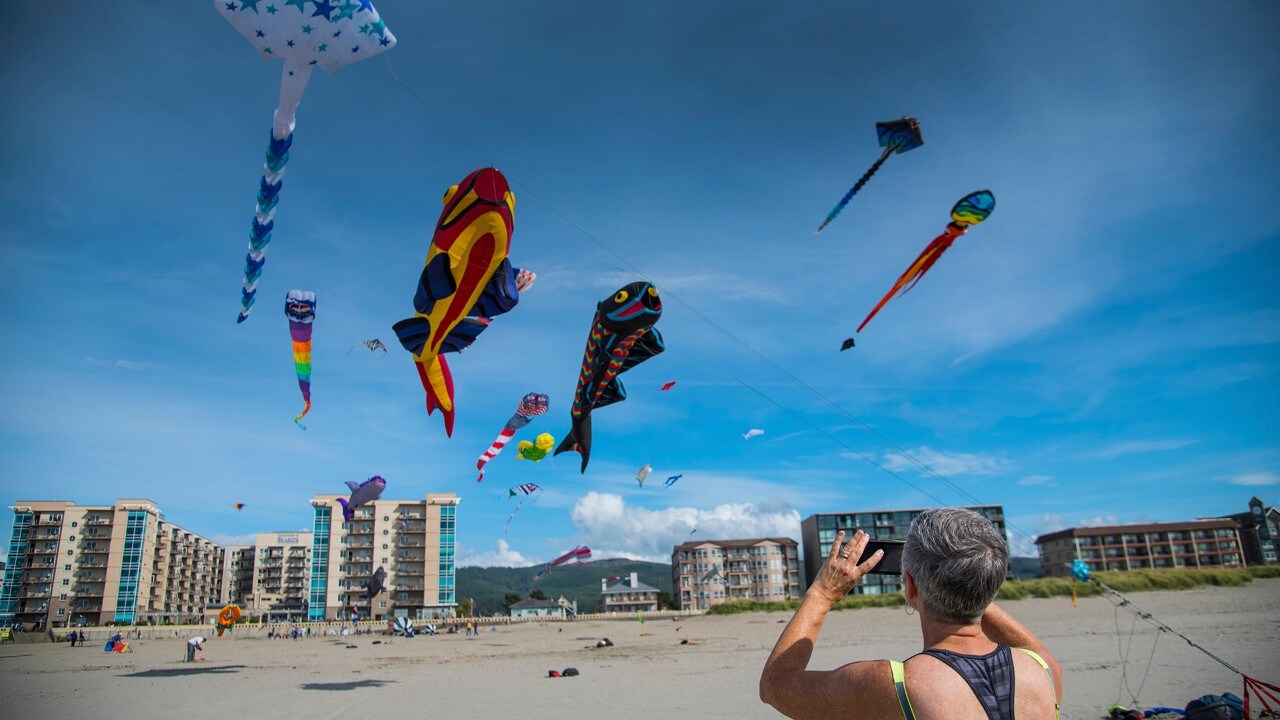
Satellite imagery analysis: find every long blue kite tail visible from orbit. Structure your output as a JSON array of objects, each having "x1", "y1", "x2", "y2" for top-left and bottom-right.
[
  {"x1": 237, "y1": 130, "x2": 293, "y2": 323},
  {"x1": 814, "y1": 145, "x2": 895, "y2": 234}
]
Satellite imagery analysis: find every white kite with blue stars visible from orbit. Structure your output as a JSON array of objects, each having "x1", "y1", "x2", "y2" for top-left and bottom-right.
[{"x1": 216, "y1": 0, "x2": 397, "y2": 323}]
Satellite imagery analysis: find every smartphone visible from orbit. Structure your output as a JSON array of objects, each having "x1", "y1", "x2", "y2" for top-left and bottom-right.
[{"x1": 862, "y1": 540, "x2": 905, "y2": 574}]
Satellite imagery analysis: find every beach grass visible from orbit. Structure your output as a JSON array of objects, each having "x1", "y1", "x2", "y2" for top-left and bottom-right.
[{"x1": 704, "y1": 566, "x2": 1280, "y2": 614}]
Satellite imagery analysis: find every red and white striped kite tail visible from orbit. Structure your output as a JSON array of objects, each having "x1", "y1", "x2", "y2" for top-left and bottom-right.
[{"x1": 476, "y1": 427, "x2": 518, "y2": 482}]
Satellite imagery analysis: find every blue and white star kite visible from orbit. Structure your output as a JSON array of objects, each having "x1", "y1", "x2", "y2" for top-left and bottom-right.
[{"x1": 216, "y1": 0, "x2": 396, "y2": 323}]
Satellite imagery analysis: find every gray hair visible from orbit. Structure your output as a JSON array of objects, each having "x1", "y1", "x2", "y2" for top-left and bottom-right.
[{"x1": 901, "y1": 507, "x2": 1009, "y2": 625}]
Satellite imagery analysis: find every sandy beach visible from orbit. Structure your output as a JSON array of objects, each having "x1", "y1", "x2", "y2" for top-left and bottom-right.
[{"x1": 3, "y1": 580, "x2": 1277, "y2": 720}]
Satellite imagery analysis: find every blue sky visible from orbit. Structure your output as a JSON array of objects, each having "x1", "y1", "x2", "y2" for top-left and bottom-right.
[{"x1": 1, "y1": 1, "x2": 1277, "y2": 564}]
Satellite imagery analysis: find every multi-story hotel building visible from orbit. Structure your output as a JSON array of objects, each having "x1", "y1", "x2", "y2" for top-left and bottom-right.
[
  {"x1": 671, "y1": 537, "x2": 802, "y2": 611},
  {"x1": 249, "y1": 531, "x2": 312, "y2": 618},
  {"x1": 307, "y1": 493, "x2": 458, "y2": 622},
  {"x1": 220, "y1": 546, "x2": 256, "y2": 607},
  {"x1": 148, "y1": 521, "x2": 225, "y2": 624},
  {"x1": 1, "y1": 499, "x2": 225, "y2": 628},
  {"x1": 800, "y1": 505, "x2": 1007, "y2": 596},
  {"x1": 1036, "y1": 519, "x2": 1246, "y2": 577}
]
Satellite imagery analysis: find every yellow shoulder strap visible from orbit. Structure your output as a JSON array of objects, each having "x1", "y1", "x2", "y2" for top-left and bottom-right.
[
  {"x1": 889, "y1": 660, "x2": 917, "y2": 720},
  {"x1": 1014, "y1": 648, "x2": 1060, "y2": 720}
]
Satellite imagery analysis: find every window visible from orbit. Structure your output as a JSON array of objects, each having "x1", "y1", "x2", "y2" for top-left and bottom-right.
[
  {"x1": 383, "y1": 516, "x2": 390, "y2": 522},
  {"x1": 382, "y1": 544, "x2": 388, "y2": 550},
  {"x1": 379, "y1": 601, "x2": 387, "y2": 608},
  {"x1": 57, "y1": 608, "x2": 65, "y2": 616},
  {"x1": 66, "y1": 550, "x2": 73, "y2": 556},
  {"x1": 62, "y1": 579, "x2": 69, "y2": 586},
  {"x1": 383, "y1": 530, "x2": 389, "y2": 536},
  {"x1": 64, "y1": 564, "x2": 71, "y2": 571}
]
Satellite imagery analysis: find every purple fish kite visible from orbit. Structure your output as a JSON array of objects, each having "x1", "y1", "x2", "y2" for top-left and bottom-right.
[{"x1": 337, "y1": 475, "x2": 386, "y2": 522}]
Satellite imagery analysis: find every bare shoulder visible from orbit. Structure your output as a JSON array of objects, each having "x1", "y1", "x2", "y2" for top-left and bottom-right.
[
  {"x1": 902, "y1": 654, "x2": 986, "y2": 719},
  {"x1": 1012, "y1": 648, "x2": 1060, "y2": 719}
]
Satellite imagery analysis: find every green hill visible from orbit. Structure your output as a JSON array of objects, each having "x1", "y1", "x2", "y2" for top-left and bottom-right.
[{"x1": 458, "y1": 559, "x2": 672, "y2": 616}]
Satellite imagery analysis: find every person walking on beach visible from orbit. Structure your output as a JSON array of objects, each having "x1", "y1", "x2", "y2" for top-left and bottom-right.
[{"x1": 760, "y1": 508, "x2": 1062, "y2": 720}]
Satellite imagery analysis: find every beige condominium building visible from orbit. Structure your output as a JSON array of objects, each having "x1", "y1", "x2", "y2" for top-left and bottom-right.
[
  {"x1": 1036, "y1": 519, "x2": 1246, "y2": 578},
  {"x1": 220, "y1": 546, "x2": 255, "y2": 607},
  {"x1": 307, "y1": 493, "x2": 458, "y2": 622},
  {"x1": 249, "y1": 531, "x2": 312, "y2": 619},
  {"x1": 672, "y1": 537, "x2": 802, "y2": 612},
  {"x1": 2, "y1": 499, "x2": 225, "y2": 628}
]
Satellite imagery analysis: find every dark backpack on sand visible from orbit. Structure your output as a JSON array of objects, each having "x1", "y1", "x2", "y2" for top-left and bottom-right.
[{"x1": 1185, "y1": 693, "x2": 1244, "y2": 720}]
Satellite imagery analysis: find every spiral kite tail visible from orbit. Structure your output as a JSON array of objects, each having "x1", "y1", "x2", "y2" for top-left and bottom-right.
[
  {"x1": 476, "y1": 427, "x2": 518, "y2": 482},
  {"x1": 294, "y1": 399, "x2": 310, "y2": 430},
  {"x1": 814, "y1": 146, "x2": 894, "y2": 234},
  {"x1": 238, "y1": 130, "x2": 294, "y2": 323}
]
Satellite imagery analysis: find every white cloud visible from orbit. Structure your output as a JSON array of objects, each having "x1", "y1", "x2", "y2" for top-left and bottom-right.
[
  {"x1": 1229, "y1": 472, "x2": 1280, "y2": 486},
  {"x1": 209, "y1": 533, "x2": 256, "y2": 546},
  {"x1": 882, "y1": 447, "x2": 1013, "y2": 477},
  {"x1": 458, "y1": 540, "x2": 531, "y2": 568},
  {"x1": 1018, "y1": 474, "x2": 1055, "y2": 486},
  {"x1": 84, "y1": 356, "x2": 163, "y2": 371},
  {"x1": 1083, "y1": 438, "x2": 1199, "y2": 460},
  {"x1": 569, "y1": 492, "x2": 802, "y2": 562}
]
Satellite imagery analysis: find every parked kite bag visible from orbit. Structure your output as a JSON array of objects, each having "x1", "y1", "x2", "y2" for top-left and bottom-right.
[{"x1": 1185, "y1": 693, "x2": 1244, "y2": 720}]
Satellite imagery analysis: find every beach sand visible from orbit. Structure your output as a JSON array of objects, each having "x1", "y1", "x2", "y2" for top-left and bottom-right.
[{"x1": 3, "y1": 579, "x2": 1277, "y2": 719}]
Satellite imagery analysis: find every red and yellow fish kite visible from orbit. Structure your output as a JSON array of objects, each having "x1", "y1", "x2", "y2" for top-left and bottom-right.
[{"x1": 393, "y1": 168, "x2": 533, "y2": 436}]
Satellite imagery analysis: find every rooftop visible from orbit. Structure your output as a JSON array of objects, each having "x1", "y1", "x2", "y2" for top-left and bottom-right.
[
  {"x1": 1036, "y1": 519, "x2": 1240, "y2": 544},
  {"x1": 510, "y1": 599, "x2": 564, "y2": 610},
  {"x1": 673, "y1": 537, "x2": 797, "y2": 552}
]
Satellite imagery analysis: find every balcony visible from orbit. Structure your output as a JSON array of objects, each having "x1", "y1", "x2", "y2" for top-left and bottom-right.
[
  {"x1": 395, "y1": 566, "x2": 424, "y2": 575},
  {"x1": 397, "y1": 538, "x2": 424, "y2": 547}
]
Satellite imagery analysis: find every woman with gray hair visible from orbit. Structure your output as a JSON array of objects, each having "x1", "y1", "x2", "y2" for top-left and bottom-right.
[{"x1": 760, "y1": 507, "x2": 1061, "y2": 719}]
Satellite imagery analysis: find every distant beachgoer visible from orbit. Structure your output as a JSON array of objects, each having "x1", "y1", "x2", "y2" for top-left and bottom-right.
[
  {"x1": 68, "y1": 631, "x2": 78, "y2": 648},
  {"x1": 760, "y1": 509, "x2": 1062, "y2": 720},
  {"x1": 187, "y1": 636, "x2": 205, "y2": 662},
  {"x1": 466, "y1": 620, "x2": 474, "y2": 637}
]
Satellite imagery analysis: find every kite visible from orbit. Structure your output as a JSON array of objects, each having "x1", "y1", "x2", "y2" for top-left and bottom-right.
[
  {"x1": 215, "y1": 604, "x2": 242, "y2": 637},
  {"x1": 856, "y1": 190, "x2": 996, "y2": 333},
  {"x1": 364, "y1": 566, "x2": 387, "y2": 601},
  {"x1": 217, "y1": 0, "x2": 397, "y2": 323},
  {"x1": 840, "y1": 338, "x2": 855, "y2": 351},
  {"x1": 606, "y1": 575, "x2": 621, "y2": 584},
  {"x1": 347, "y1": 339, "x2": 388, "y2": 356},
  {"x1": 232, "y1": 503, "x2": 245, "y2": 511},
  {"x1": 337, "y1": 475, "x2": 386, "y2": 522},
  {"x1": 742, "y1": 429, "x2": 765, "y2": 440},
  {"x1": 284, "y1": 290, "x2": 316, "y2": 428},
  {"x1": 516, "y1": 433, "x2": 555, "y2": 462},
  {"x1": 814, "y1": 117, "x2": 924, "y2": 234},
  {"x1": 635, "y1": 464, "x2": 652, "y2": 487},
  {"x1": 548, "y1": 546, "x2": 592, "y2": 568},
  {"x1": 502, "y1": 483, "x2": 542, "y2": 534},
  {"x1": 392, "y1": 168, "x2": 533, "y2": 437},
  {"x1": 509, "y1": 483, "x2": 542, "y2": 498},
  {"x1": 664, "y1": 474, "x2": 683, "y2": 487},
  {"x1": 555, "y1": 282, "x2": 665, "y2": 472},
  {"x1": 660, "y1": 381, "x2": 676, "y2": 391},
  {"x1": 476, "y1": 393, "x2": 550, "y2": 482}
]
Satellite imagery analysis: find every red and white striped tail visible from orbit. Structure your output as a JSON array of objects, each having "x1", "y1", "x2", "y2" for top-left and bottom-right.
[{"x1": 476, "y1": 428, "x2": 517, "y2": 481}]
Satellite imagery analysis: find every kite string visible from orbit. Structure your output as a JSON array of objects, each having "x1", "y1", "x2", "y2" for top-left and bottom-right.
[{"x1": 380, "y1": 56, "x2": 1038, "y2": 546}]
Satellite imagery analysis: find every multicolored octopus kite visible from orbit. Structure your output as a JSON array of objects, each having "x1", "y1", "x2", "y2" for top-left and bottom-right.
[
  {"x1": 284, "y1": 290, "x2": 315, "y2": 427},
  {"x1": 216, "y1": 0, "x2": 397, "y2": 323},
  {"x1": 476, "y1": 393, "x2": 550, "y2": 482},
  {"x1": 815, "y1": 117, "x2": 924, "y2": 234},
  {"x1": 392, "y1": 168, "x2": 534, "y2": 437},
  {"x1": 554, "y1": 282, "x2": 665, "y2": 473},
  {"x1": 854, "y1": 190, "x2": 996, "y2": 335}
]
